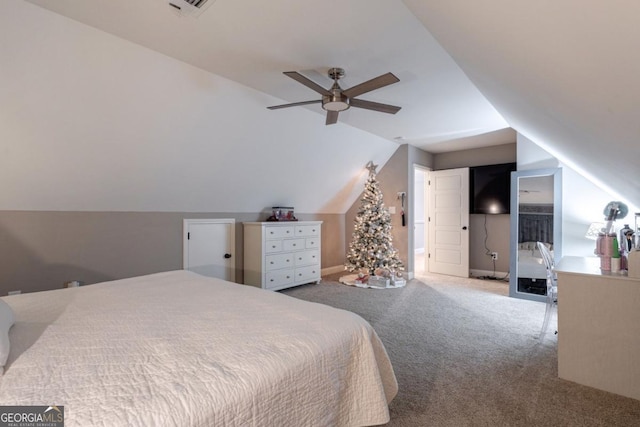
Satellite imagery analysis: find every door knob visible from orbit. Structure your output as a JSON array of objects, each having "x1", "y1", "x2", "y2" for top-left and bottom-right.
[
  {"x1": 462, "y1": 226, "x2": 468, "y2": 230},
  {"x1": 224, "y1": 253, "x2": 232, "y2": 259}
]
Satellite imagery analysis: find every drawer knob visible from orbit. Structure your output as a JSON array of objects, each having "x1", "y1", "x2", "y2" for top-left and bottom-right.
[
  {"x1": 272, "y1": 245, "x2": 276, "y2": 248},
  {"x1": 286, "y1": 276, "x2": 290, "y2": 279},
  {"x1": 312, "y1": 255, "x2": 316, "y2": 258},
  {"x1": 293, "y1": 243, "x2": 296, "y2": 246},
  {"x1": 270, "y1": 231, "x2": 274, "y2": 234},
  {"x1": 286, "y1": 230, "x2": 290, "y2": 234},
  {"x1": 286, "y1": 259, "x2": 290, "y2": 263},
  {"x1": 270, "y1": 279, "x2": 274, "y2": 282},
  {"x1": 299, "y1": 273, "x2": 302, "y2": 276},
  {"x1": 270, "y1": 261, "x2": 274, "y2": 264},
  {"x1": 312, "y1": 270, "x2": 316, "y2": 274}
]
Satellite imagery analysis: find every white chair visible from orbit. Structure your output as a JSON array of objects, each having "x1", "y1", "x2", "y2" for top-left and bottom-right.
[{"x1": 537, "y1": 241, "x2": 557, "y2": 339}]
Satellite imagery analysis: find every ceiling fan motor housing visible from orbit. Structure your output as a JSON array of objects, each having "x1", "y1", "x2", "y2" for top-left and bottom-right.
[{"x1": 322, "y1": 67, "x2": 350, "y2": 111}]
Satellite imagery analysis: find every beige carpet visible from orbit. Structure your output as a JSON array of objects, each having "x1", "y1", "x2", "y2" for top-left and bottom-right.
[{"x1": 282, "y1": 272, "x2": 640, "y2": 426}]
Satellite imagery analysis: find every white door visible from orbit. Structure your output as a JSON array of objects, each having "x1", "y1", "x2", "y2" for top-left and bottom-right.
[
  {"x1": 428, "y1": 168, "x2": 469, "y2": 277},
  {"x1": 183, "y1": 219, "x2": 235, "y2": 282}
]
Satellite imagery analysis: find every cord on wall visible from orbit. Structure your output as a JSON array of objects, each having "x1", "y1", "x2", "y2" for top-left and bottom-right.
[{"x1": 478, "y1": 214, "x2": 509, "y2": 282}]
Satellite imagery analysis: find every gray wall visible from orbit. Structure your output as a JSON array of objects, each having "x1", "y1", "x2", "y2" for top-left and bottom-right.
[
  {"x1": 433, "y1": 143, "x2": 516, "y2": 273},
  {"x1": 0, "y1": 142, "x2": 513, "y2": 295},
  {"x1": 0, "y1": 211, "x2": 344, "y2": 295}
]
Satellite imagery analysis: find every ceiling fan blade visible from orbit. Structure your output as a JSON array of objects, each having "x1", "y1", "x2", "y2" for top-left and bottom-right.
[
  {"x1": 349, "y1": 98, "x2": 401, "y2": 114},
  {"x1": 342, "y1": 72, "x2": 399, "y2": 98},
  {"x1": 326, "y1": 110, "x2": 339, "y2": 125},
  {"x1": 283, "y1": 71, "x2": 332, "y2": 96},
  {"x1": 267, "y1": 99, "x2": 322, "y2": 110}
]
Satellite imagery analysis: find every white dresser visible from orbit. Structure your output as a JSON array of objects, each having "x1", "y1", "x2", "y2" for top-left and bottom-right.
[{"x1": 243, "y1": 221, "x2": 322, "y2": 291}]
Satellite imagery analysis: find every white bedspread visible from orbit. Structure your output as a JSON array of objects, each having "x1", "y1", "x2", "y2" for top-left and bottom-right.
[
  {"x1": 518, "y1": 250, "x2": 547, "y2": 279},
  {"x1": 0, "y1": 271, "x2": 397, "y2": 426}
]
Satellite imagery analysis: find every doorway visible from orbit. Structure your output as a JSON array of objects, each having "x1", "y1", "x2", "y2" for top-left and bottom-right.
[{"x1": 413, "y1": 165, "x2": 430, "y2": 275}]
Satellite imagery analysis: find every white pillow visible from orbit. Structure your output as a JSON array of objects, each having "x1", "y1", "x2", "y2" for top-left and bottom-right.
[{"x1": 0, "y1": 299, "x2": 16, "y2": 375}]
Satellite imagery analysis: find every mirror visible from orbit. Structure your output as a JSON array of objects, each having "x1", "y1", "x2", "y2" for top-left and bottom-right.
[{"x1": 509, "y1": 168, "x2": 562, "y2": 301}]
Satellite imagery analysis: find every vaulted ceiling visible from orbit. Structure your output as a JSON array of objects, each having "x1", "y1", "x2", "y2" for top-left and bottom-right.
[
  {"x1": 11, "y1": 0, "x2": 640, "y2": 211},
  {"x1": 21, "y1": 0, "x2": 511, "y2": 151},
  {"x1": 404, "y1": 0, "x2": 640, "y2": 207}
]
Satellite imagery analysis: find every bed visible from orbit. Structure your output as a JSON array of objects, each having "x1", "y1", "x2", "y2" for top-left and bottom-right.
[
  {"x1": 517, "y1": 241, "x2": 554, "y2": 294},
  {"x1": 0, "y1": 270, "x2": 397, "y2": 426},
  {"x1": 517, "y1": 241, "x2": 550, "y2": 280}
]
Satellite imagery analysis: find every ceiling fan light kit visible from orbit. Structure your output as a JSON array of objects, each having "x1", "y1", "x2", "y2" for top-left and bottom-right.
[
  {"x1": 322, "y1": 95, "x2": 349, "y2": 112},
  {"x1": 268, "y1": 67, "x2": 401, "y2": 125}
]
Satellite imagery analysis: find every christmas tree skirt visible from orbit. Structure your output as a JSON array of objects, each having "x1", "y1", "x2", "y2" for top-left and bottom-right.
[{"x1": 339, "y1": 274, "x2": 406, "y2": 289}]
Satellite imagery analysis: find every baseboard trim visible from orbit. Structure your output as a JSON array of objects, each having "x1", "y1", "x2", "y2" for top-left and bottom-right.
[
  {"x1": 469, "y1": 269, "x2": 509, "y2": 280},
  {"x1": 322, "y1": 265, "x2": 346, "y2": 276}
]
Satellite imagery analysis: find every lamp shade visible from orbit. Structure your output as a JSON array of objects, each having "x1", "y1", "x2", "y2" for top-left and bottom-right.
[{"x1": 585, "y1": 222, "x2": 604, "y2": 240}]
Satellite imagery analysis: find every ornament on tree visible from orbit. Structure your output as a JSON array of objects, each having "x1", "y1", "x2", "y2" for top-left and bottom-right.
[{"x1": 345, "y1": 161, "x2": 404, "y2": 275}]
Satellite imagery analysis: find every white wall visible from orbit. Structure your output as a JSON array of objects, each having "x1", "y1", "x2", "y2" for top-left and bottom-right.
[
  {"x1": 517, "y1": 133, "x2": 636, "y2": 257},
  {"x1": 0, "y1": 0, "x2": 397, "y2": 214}
]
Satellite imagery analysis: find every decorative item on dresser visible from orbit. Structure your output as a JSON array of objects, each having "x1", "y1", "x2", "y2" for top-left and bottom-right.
[{"x1": 244, "y1": 221, "x2": 322, "y2": 291}]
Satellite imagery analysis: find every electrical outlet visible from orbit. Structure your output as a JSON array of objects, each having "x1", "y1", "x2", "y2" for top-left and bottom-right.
[{"x1": 491, "y1": 252, "x2": 498, "y2": 261}]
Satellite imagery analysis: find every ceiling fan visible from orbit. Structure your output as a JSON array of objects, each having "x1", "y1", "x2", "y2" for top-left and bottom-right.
[{"x1": 267, "y1": 68, "x2": 401, "y2": 125}]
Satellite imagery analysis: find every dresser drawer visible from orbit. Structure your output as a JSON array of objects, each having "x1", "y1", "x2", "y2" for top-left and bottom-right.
[
  {"x1": 265, "y1": 240, "x2": 283, "y2": 253},
  {"x1": 265, "y1": 226, "x2": 294, "y2": 239},
  {"x1": 283, "y1": 238, "x2": 305, "y2": 251},
  {"x1": 295, "y1": 225, "x2": 320, "y2": 237},
  {"x1": 265, "y1": 269, "x2": 294, "y2": 289},
  {"x1": 295, "y1": 250, "x2": 319, "y2": 266},
  {"x1": 305, "y1": 238, "x2": 320, "y2": 249},
  {"x1": 295, "y1": 265, "x2": 320, "y2": 283},
  {"x1": 265, "y1": 253, "x2": 294, "y2": 271}
]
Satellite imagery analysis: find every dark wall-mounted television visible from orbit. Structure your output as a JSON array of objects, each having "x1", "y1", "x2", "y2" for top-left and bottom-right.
[{"x1": 469, "y1": 162, "x2": 516, "y2": 214}]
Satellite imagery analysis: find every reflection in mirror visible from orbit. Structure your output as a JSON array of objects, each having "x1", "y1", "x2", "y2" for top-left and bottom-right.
[
  {"x1": 509, "y1": 168, "x2": 562, "y2": 302},
  {"x1": 516, "y1": 176, "x2": 553, "y2": 295}
]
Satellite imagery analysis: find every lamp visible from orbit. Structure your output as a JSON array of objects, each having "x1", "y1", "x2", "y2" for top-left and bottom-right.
[
  {"x1": 322, "y1": 86, "x2": 350, "y2": 112},
  {"x1": 602, "y1": 201, "x2": 629, "y2": 234},
  {"x1": 585, "y1": 222, "x2": 604, "y2": 240}
]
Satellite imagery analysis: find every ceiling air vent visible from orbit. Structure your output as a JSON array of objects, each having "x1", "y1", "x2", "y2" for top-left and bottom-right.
[{"x1": 167, "y1": 0, "x2": 215, "y2": 17}]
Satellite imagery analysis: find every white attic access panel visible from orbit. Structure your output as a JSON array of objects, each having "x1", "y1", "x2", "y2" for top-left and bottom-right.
[{"x1": 183, "y1": 219, "x2": 235, "y2": 282}]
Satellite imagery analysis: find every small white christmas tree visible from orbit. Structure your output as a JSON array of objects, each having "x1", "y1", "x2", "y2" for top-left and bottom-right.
[{"x1": 345, "y1": 161, "x2": 404, "y2": 275}]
